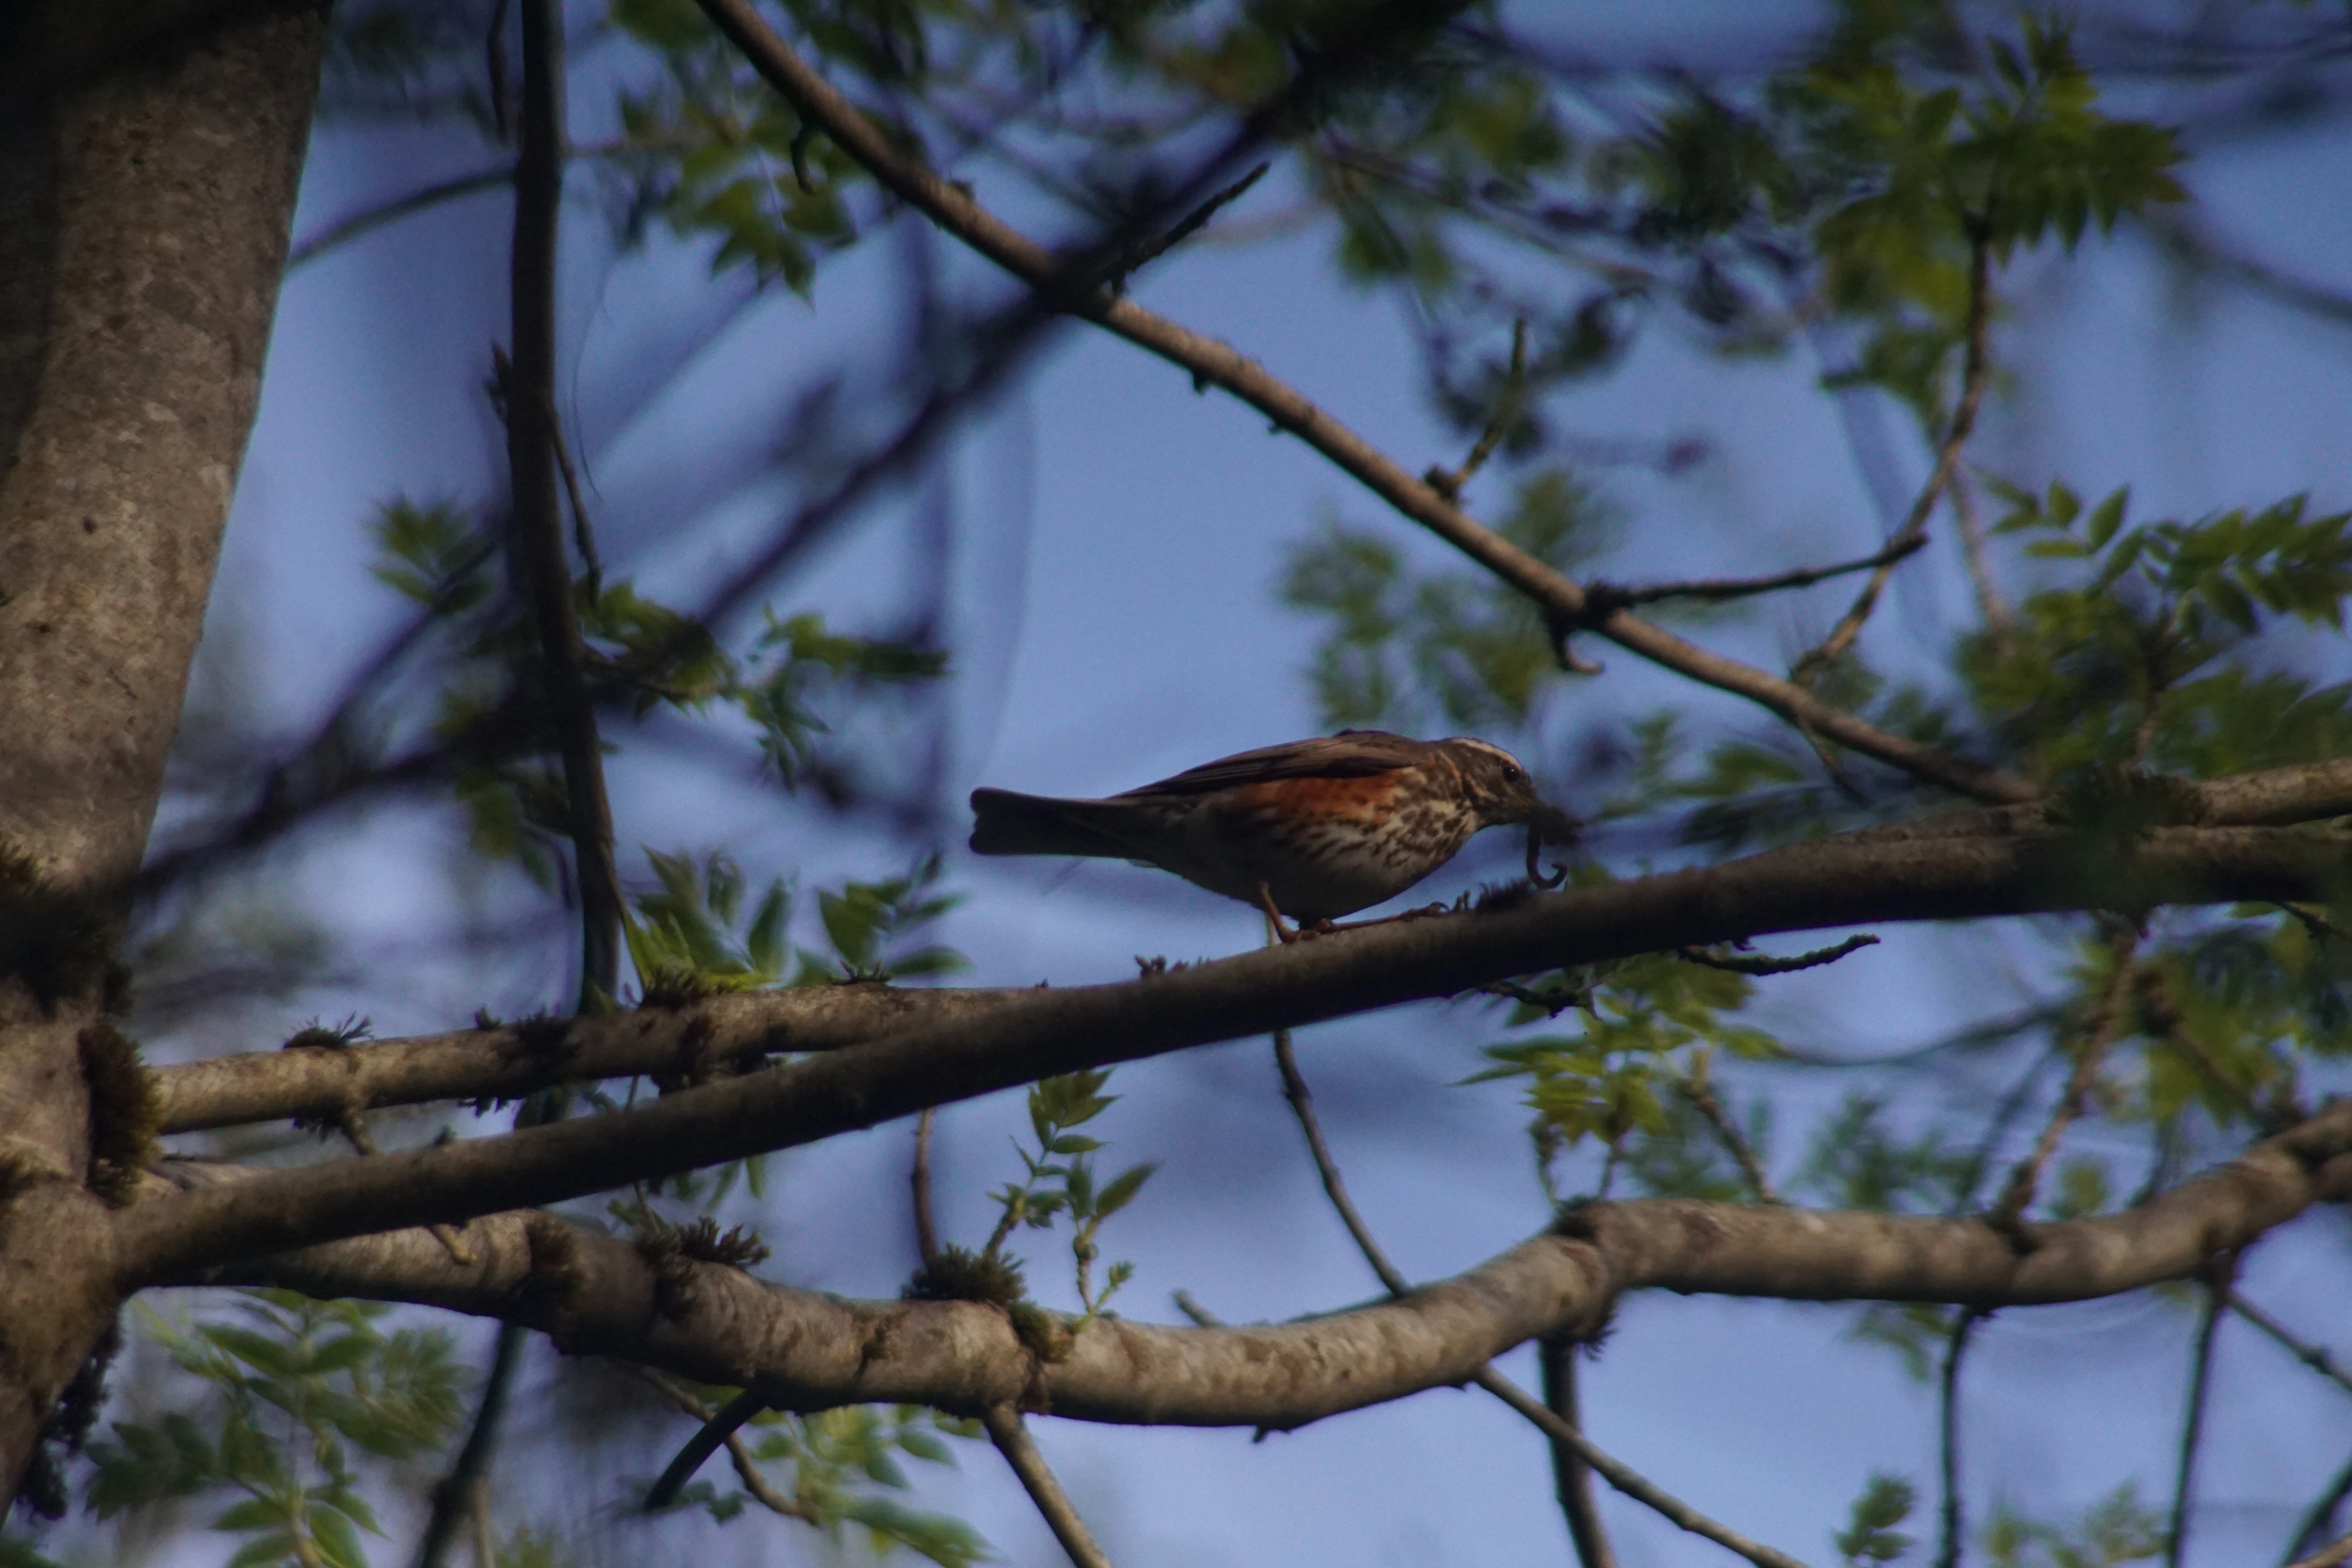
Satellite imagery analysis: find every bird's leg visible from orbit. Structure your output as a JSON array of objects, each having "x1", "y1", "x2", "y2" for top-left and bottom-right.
[
  {"x1": 1256, "y1": 882, "x2": 1303, "y2": 945},
  {"x1": 1329, "y1": 902, "x2": 1451, "y2": 933}
]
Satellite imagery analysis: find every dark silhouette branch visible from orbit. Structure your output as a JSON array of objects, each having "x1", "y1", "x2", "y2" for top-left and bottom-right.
[
  {"x1": 2167, "y1": 1261, "x2": 2235, "y2": 1568},
  {"x1": 1537, "y1": 1337, "x2": 1618, "y2": 1568},
  {"x1": 114, "y1": 819, "x2": 2352, "y2": 1284},
  {"x1": 2227, "y1": 1290, "x2": 2352, "y2": 1399},
  {"x1": 285, "y1": 164, "x2": 514, "y2": 270},
  {"x1": 1933, "y1": 1309, "x2": 1983, "y2": 1568}
]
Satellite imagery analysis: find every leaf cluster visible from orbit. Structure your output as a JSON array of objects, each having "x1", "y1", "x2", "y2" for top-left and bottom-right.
[
  {"x1": 1983, "y1": 1481, "x2": 2165, "y2": 1568},
  {"x1": 982, "y1": 1070, "x2": 1155, "y2": 1323},
  {"x1": 1835, "y1": 1471, "x2": 1916, "y2": 1566},
  {"x1": 1965, "y1": 480, "x2": 2352, "y2": 783},
  {"x1": 1474, "y1": 950, "x2": 1782, "y2": 1193},
  {"x1": 86, "y1": 1293, "x2": 467, "y2": 1568}
]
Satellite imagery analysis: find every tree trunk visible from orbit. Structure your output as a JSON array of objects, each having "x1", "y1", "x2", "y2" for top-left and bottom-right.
[{"x1": 0, "y1": 0, "x2": 323, "y2": 1502}]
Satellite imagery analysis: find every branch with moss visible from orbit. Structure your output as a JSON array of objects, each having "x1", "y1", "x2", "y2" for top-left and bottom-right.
[{"x1": 162, "y1": 1092, "x2": 2352, "y2": 1445}]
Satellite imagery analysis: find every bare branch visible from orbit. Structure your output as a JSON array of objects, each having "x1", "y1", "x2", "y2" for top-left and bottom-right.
[
  {"x1": 182, "y1": 1094, "x2": 2352, "y2": 1437},
  {"x1": 498, "y1": 0, "x2": 622, "y2": 1014},
  {"x1": 1678, "y1": 1053, "x2": 1780, "y2": 1206},
  {"x1": 2227, "y1": 1290, "x2": 2352, "y2": 1400},
  {"x1": 1948, "y1": 472, "x2": 2014, "y2": 642},
  {"x1": 638, "y1": 1372, "x2": 815, "y2": 1522},
  {"x1": 1426, "y1": 318, "x2": 1527, "y2": 502},
  {"x1": 1578, "y1": 535, "x2": 1927, "y2": 618},
  {"x1": 688, "y1": 0, "x2": 2037, "y2": 806},
  {"x1": 2167, "y1": 1261, "x2": 2235, "y2": 1568},
  {"x1": 2289, "y1": 1455, "x2": 2352, "y2": 1568},
  {"x1": 1272, "y1": 1031, "x2": 1407, "y2": 1296},
  {"x1": 1792, "y1": 227, "x2": 1996, "y2": 688},
  {"x1": 1471, "y1": 1369, "x2": 1811, "y2": 1568},
  {"x1": 1933, "y1": 1309, "x2": 1983, "y2": 1568},
  {"x1": 981, "y1": 1405, "x2": 1117, "y2": 1568},
  {"x1": 286, "y1": 165, "x2": 514, "y2": 270},
  {"x1": 1536, "y1": 1337, "x2": 1619, "y2": 1568},
  {"x1": 644, "y1": 1387, "x2": 766, "y2": 1513},
  {"x1": 116, "y1": 820, "x2": 2349, "y2": 1284}
]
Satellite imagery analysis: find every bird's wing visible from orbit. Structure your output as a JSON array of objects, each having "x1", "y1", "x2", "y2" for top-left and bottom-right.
[{"x1": 1114, "y1": 730, "x2": 1426, "y2": 799}]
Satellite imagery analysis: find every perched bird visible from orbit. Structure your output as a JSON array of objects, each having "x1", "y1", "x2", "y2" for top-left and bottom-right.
[{"x1": 969, "y1": 730, "x2": 1579, "y2": 936}]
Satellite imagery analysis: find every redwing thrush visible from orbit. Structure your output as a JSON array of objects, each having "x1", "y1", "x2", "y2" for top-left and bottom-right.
[{"x1": 969, "y1": 730, "x2": 1579, "y2": 932}]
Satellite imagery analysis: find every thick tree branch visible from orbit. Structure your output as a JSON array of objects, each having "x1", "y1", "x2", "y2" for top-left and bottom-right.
[
  {"x1": 154, "y1": 984, "x2": 1033, "y2": 1133},
  {"x1": 170, "y1": 1093, "x2": 2352, "y2": 1441},
  {"x1": 115, "y1": 820, "x2": 2350, "y2": 1282},
  {"x1": 687, "y1": 0, "x2": 2038, "y2": 806}
]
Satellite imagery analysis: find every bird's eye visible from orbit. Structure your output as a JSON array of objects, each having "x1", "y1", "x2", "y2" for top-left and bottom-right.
[{"x1": 1502, "y1": 764, "x2": 1523, "y2": 784}]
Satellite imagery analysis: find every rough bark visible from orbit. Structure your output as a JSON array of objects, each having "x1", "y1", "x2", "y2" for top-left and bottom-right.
[
  {"x1": 0, "y1": 0, "x2": 323, "y2": 1501},
  {"x1": 168, "y1": 1093, "x2": 2352, "y2": 1429}
]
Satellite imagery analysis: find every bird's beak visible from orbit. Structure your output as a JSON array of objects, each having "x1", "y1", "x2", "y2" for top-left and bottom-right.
[{"x1": 1527, "y1": 800, "x2": 1581, "y2": 846}]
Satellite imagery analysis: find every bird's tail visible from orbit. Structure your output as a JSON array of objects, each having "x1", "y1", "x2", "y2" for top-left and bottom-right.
[{"x1": 969, "y1": 788, "x2": 1144, "y2": 859}]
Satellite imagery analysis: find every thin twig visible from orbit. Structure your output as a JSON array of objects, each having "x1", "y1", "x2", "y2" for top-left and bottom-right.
[
  {"x1": 913, "y1": 1107, "x2": 940, "y2": 1266},
  {"x1": 1538, "y1": 1336, "x2": 1620, "y2": 1568},
  {"x1": 1578, "y1": 535, "x2": 1927, "y2": 619},
  {"x1": 1107, "y1": 161, "x2": 1270, "y2": 286},
  {"x1": 1272, "y1": 1031, "x2": 1408, "y2": 1295},
  {"x1": 638, "y1": 1371, "x2": 816, "y2": 1522},
  {"x1": 1793, "y1": 227, "x2": 1996, "y2": 687},
  {"x1": 1273, "y1": 1031, "x2": 1811, "y2": 1568},
  {"x1": 981, "y1": 1405, "x2": 1116, "y2": 1568},
  {"x1": 2287, "y1": 1452, "x2": 2352, "y2": 1568},
  {"x1": 1987, "y1": 925, "x2": 2141, "y2": 1237},
  {"x1": 2227, "y1": 1292, "x2": 2352, "y2": 1400},
  {"x1": 1934, "y1": 1309, "x2": 1983, "y2": 1568},
  {"x1": 1426, "y1": 319, "x2": 1528, "y2": 501},
  {"x1": 1171, "y1": 1289, "x2": 1220, "y2": 1328},
  {"x1": 1948, "y1": 470, "x2": 2014, "y2": 643},
  {"x1": 1678, "y1": 934, "x2": 1879, "y2": 976},
  {"x1": 2167, "y1": 1261, "x2": 2235, "y2": 1568},
  {"x1": 412, "y1": 1323, "x2": 526, "y2": 1568},
  {"x1": 287, "y1": 167, "x2": 516, "y2": 270},
  {"x1": 645, "y1": 1388, "x2": 768, "y2": 1512},
  {"x1": 542, "y1": 390, "x2": 604, "y2": 601},
  {"x1": 1471, "y1": 1370, "x2": 1813, "y2": 1568},
  {"x1": 1678, "y1": 1052, "x2": 1780, "y2": 1205}
]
